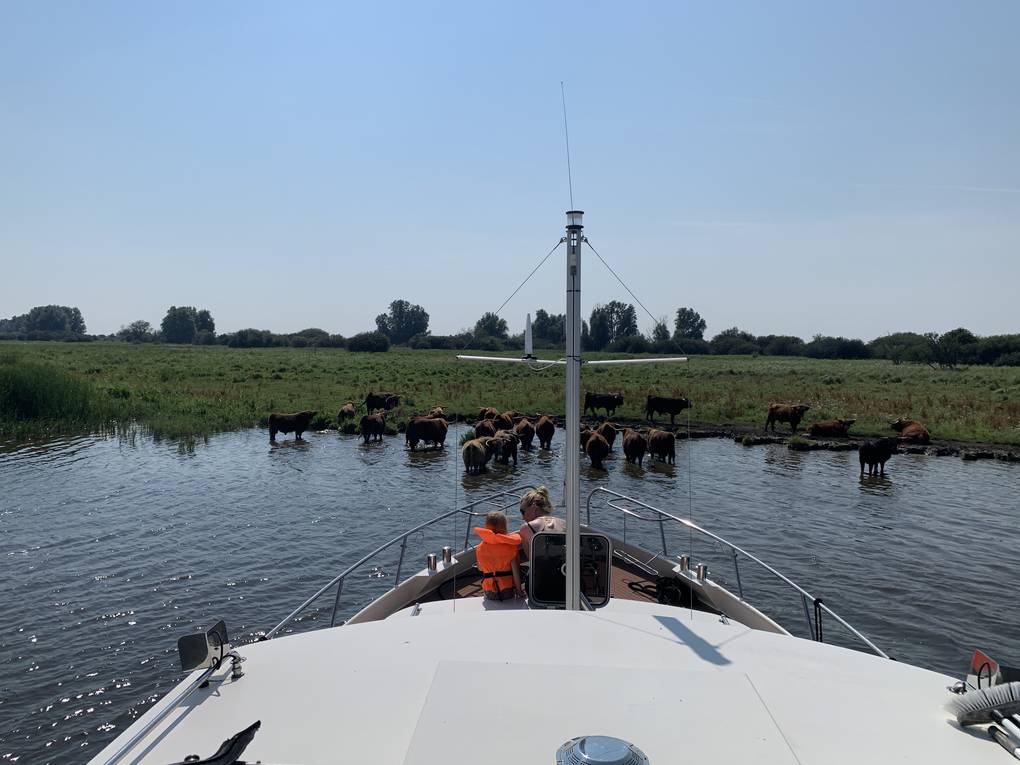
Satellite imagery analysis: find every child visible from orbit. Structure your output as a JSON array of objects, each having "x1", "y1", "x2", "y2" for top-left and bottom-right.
[{"x1": 474, "y1": 511, "x2": 525, "y2": 600}]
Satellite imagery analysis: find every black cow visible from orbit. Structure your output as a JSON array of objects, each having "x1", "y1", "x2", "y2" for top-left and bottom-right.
[
  {"x1": 364, "y1": 392, "x2": 399, "y2": 413},
  {"x1": 860, "y1": 438, "x2": 898, "y2": 476},
  {"x1": 646, "y1": 395, "x2": 692, "y2": 425},
  {"x1": 584, "y1": 392, "x2": 624, "y2": 417},
  {"x1": 269, "y1": 410, "x2": 317, "y2": 442}
]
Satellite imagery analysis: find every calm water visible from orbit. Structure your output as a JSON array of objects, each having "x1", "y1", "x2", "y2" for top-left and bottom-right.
[{"x1": 1, "y1": 426, "x2": 1017, "y2": 764}]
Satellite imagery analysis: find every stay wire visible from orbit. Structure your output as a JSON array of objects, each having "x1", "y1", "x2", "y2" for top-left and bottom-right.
[
  {"x1": 456, "y1": 238, "x2": 564, "y2": 353},
  {"x1": 561, "y1": 81, "x2": 574, "y2": 210},
  {"x1": 583, "y1": 239, "x2": 661, "y2": 329}
]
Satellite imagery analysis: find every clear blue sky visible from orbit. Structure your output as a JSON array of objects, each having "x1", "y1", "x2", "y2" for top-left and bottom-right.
[{"x1": 2, "y1": 1, "x2": 1018, "y2": 339}]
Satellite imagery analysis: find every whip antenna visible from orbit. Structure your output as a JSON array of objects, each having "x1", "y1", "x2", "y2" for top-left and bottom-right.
[{"x1": 561, "y1": 81, "x2": 574, "y2": 209}]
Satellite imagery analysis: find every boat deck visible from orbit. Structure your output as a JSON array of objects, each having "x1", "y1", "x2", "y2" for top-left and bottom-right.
[{"x1": 422, "y1": 553, "x2": 702, "y2": 608}]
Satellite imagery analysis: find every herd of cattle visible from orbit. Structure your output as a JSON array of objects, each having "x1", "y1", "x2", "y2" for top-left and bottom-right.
[{"x1": 265, "y1": 391, "x2": 932, "y2": 479}]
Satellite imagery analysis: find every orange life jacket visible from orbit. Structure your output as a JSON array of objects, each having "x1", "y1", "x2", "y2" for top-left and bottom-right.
[{"x1": 474, "y1": 527, "x2": 521, "y2": 598}]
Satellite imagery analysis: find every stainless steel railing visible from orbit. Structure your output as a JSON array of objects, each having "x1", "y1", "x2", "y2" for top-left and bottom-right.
[
  {"x1": 585, "y1": 487, "x2": 889, "y2": 659},
  {"x1": 264, "y1": 486, "x2": 534, "y2": 638}
]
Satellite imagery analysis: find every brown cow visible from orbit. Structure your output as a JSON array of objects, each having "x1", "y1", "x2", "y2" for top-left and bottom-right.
[
  {"x1": 462, "y1": 437, "x2": 494, "y2": 474},
  {"x1": 514, "y1": 417, "x2": 536, "y2": 449},
  {"x1": 596, "y1": 422, "x2": 618, "y2": 450},
  {"x1": 474, "y1": 419, "x2": 498, "y2": 438},
  {"x1": 890, "y1": 418, "x2": 930, "y2": 443},
  {"x1": 338, "y1": 402, "x2": 356, "y2": 421},
  {"x1": 585, "y1": 432, "x2": 610, "y2": 470},
  {"x1": 269, "y1": 410, "x2": 317, "y2": 442},
  {"x1": 405, "y1": 417, "x2": 448, "y2": 451},
  {"x1": 860, "y1": 437, "x2": 898, "y2": 476},
  {"x1": 359, "y1": 413, "x2": 386, "y2": 444},
  {"x1": 491, "y1": 430, "x2": 519, "y2": 465},
  {"x1": 805, "y1": 419, "x2": 856, "y2": 438},
  {"x1": 478, "y1": 407, "x2": 500, "y2": 421},
  {"x1": 536, "y1": 416, "x2": 556, "y2": 450},
  {"x1": 647, "y1": 428, "x2": 676, "y2": 464},
  {"x1": 764, "y1": 403, "x2": 810, "y2": 433},
  {"x1": 427, "y1": 406, "x2": 446, "y2": 420},
  {"x1": 579, "y1": 427, "x2": 595, "y2": 451},
  {"x1": 493, "y1": 411, "x2": 514, "y2": 431},
  {"x1": 622, "y1": 428, "x2": 647, "y2": 466}
]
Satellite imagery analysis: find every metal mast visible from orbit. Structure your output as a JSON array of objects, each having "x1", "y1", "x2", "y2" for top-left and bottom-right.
[{"x1": 563, "y1": 209, "x2": 584, "y2": 611}]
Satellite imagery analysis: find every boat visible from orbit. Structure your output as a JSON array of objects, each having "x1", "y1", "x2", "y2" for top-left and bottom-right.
[{"x1": 89, "y1": 212, "x2": 1010, "y2": 765}]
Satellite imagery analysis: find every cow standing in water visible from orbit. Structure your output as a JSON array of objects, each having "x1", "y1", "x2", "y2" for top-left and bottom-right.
[
  {"x1": 860, "y1": 438, "x2": 898, "y2": 476},
  {"x1": 269, "y1": 411, "x2": 317, "y2": 442}
]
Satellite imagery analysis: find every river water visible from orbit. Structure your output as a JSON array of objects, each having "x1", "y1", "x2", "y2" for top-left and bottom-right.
[{"x1": 1, "y1": 426, "x2": 1017, "y2": 764}]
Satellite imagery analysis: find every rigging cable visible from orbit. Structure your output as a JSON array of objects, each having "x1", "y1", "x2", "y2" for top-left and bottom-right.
[
  {"x1": 561, "y1": 81, "x2": 575, "y2": 210},
  {"x1": 583, "y1": 239, "x2": 662, "y2": 330}
]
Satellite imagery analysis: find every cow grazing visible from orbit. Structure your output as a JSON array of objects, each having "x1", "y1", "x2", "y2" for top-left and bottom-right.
[
  {"x1": 622, "y1": 428, "x2": 647, "y2": 467},
  {"x1": 364, "y1": 392, "x2": 400, "y2": 413},
  {"x1": 462, "y1": 437, "x2": 494, "y2": 474},
  {"x1": 585, "y1": 432, "x2": 610, "y2": 470},
  {"x1": 359, "y1": 413, "x2": 386, "y2": 444},
  {"x1": 764, "y1": 403, "x2": 810, "y2": 433},
  {"x1": 647, "y1": 428, "x2": 676, "y2": 465},
  {"x1": 493, "y1": 411, "x2": 514, "y2": 431},
  {"x1": 405, "y1": 417, "x2": 448, "y2": 451},
  {"x1": 860, "y1": 437, "x2": 898, "y2": 476},
  {"x1": 474, "y1": 419, "x2": 498, "y2": 438},
  {"x1": 584, "y1": 392, "x2": 624, "y2": 417},
  {"x1": 478, "y1": 407, "x2": 500, "y2": 421},
  {"x1": 891, "y1": 418, "x2": 930, "y2": 444},
  {"x1": 805, "y1": 419, "x2": 856, "y2": 438},
  {"x1": 514, "y1": 418, "x2": 536, "y2": 449},
  {"x1": 646, "y1": 395, "x2": 692, "y2": 425},
  {"x1": 338, "y1": 403, "x2": 356, "y2": 421},
  {"x1": 596, "y1": 422, "x2": 618, "y2": 450},
  {"x1": 269, "y1": 410, "x2": 317, "y2": 442},
  {"x1": 491, "y1": 430, "x2": 519, "y2": 465},
  {"x1": 536, "y1": 416, "x2": 556, "y2": 450}
]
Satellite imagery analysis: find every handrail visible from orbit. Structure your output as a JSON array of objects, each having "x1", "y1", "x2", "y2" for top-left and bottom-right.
[
  {"x1": 265, "y1": 486, "x2": 534, "y2": 638},
  {"x1": 586, "y1": 487, "x2": 889, "y2": 659}
]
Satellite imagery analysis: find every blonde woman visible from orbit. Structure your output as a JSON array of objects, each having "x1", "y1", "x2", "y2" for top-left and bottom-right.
[{"x1": 517, "y1": 486, "x2": 566, "y2": 561}]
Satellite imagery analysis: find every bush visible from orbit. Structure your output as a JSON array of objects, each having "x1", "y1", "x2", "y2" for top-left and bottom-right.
[
  {"x1": 804, "y1": 335, "x2": 870, "y2": 360},
  {"x1": 606, "y1": 335, "x2": 650, "y2": 354},
  {"x1": 194, "y1": 329, "x2": 216, "y2": 345},
  {"x1": 993, "y1": 352, "x2": 1020, "y2": 367},
  {"x1": 348, "y1": 331, "x2": 391, "y2": 352}
]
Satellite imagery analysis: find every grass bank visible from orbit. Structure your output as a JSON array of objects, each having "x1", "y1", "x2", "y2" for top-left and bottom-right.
[{"x1": 1, "y1": 342, "x2": 1018, "y2": 445}]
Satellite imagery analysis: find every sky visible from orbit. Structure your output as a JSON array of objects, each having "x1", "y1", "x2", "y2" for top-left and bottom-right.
[{"x1": 1, "y1": 1, "x2": 1018, "y2": 340}]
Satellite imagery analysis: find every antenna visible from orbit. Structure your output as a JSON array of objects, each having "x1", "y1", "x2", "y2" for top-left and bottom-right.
[{"x1": 561, "y1": 81, "x2": 574, "y2": 209}]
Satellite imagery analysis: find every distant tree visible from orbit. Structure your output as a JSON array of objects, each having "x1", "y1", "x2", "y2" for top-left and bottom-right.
[
  {"x1": 587, "y1": 301, "x2": 638, "y2": 351},
  {"x1": 532, "y1": 309, "x2": 565, "y2": 345},
  {"x1": 118, "y1": 320, "x2": 155, "y2": 343},
  {"x1": 710, "y1": 327, "x2": 758, "y2": 355},
  {"x1": 375, "y1": 299, "x2": 430, "y2": 345},
  {"x1": 674, "y1": 307, "x2": 706, "y2": 340},
  {"x1": 651, "y1": 318, "x2": 671, "y2": 343},
  {"x1": 474, "y1": 312, "x2": 508, "y2": 339},
  {"x1": 867, "y1": 332, "x2": 929, "y2": 365},
  {"x1": 195, "y1": 309, "x2": 215, "y2": 335},
  {"x1": 758, "y1": 334, "x2": 806, "y2": 357},
  {"x1": 803, "y1": 335, "x2": 870, "y2": 360},
  {"x1": 348, "y1": 331, "x2": 391, "y2": 352},
  {"x1": 160, "y1": 306, "x2": 198, "y2": 344},
  {"x1": 587, "y1": 308, "x2": 612, "y2": 351},
  {"x1": 24, "y1": 305, "x2": 86, "y2": 335}
]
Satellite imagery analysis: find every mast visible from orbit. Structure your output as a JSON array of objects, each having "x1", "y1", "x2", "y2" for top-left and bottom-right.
[{"x1": 564, "y1": 210, "x2": 584, "y2": 611}]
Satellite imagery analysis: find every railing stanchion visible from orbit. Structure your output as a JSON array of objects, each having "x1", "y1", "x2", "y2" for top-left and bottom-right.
[
  {"x1": 394, "y1": 536, "x2": 408, "y2": 587},
  {"x1": 658, "y1": 516, "x2": 668, "y2": 556},
  {"x1": 732, "y1": 550, "x2": 743, "y2": 600},
  {"x1": 330, "y1": 577, "x2": 345, "y2": 627},
  {"x1": 801, "y1": 593, "x2": 813, "y2": 638}
]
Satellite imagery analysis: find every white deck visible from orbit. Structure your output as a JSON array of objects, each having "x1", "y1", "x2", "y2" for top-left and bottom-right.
[{"x1": 90, "y1": 598, "x2": 999, "y2": 765}]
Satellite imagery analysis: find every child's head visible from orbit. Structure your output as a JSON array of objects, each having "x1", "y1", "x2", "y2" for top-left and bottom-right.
[{"x1": 485, "y1": 510, "x2": 508, "y2": 534}]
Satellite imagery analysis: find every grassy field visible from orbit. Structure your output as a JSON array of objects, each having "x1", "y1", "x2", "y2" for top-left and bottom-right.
[{"x1": 2, "y1": 342, "x2": 1019, "y2": 445}]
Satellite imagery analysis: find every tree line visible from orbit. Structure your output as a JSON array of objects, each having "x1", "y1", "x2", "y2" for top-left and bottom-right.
[{"x1": 2, "y1": 301, "x2": 1018, "y2": 367}]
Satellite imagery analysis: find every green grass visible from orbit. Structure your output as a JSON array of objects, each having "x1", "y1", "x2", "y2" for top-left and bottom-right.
[{"x1": 2, "y1": 342, "x2": 1019, "y2": 445}]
